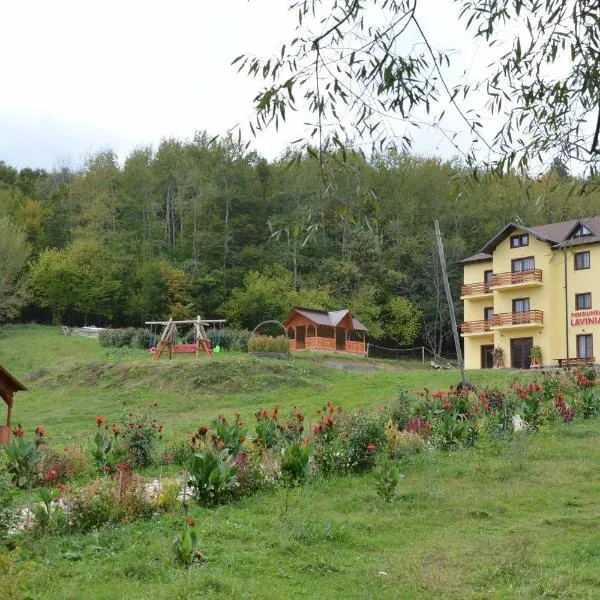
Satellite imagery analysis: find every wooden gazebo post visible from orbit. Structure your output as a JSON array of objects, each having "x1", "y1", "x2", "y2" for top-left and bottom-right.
[{"x1": 0, "y1": 365, "x2": 27, "y2": 445}]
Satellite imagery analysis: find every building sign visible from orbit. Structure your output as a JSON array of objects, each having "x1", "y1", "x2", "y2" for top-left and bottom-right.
[{"x1": 571, "y1": 309, "x2": 600, "y2": 326}]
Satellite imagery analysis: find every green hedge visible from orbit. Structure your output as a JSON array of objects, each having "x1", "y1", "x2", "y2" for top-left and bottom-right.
[
  {"x1": 98, "y1": 328, "x2": 152, "y2": 349},
  {"x1": 248, "y1": 335, "x2": 289, "y2": 354}
]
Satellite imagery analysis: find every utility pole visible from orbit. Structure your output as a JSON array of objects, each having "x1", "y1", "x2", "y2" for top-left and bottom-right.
[{"x1": 434, "y1": 220, "x2": 466, "y2": 385}]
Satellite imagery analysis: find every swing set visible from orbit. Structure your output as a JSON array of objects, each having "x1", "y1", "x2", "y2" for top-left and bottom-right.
[{"x1": 145, "y1": 316, "x2": 226, "y2": 360}]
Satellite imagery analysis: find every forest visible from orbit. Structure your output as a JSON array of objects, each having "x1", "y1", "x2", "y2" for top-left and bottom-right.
[{"x1": 0, "y1": 132, "x2": 597, "y2": 354}]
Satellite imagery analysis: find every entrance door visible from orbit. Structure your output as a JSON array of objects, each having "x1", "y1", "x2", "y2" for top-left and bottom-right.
[
  {"x1": 511, "y1": 337, "x2": 533, "y2": 369},
  {"x1": 296, "y1": 326, "x2": 305, "y2": 349},
  {"x1": 335, "y1": 328, "x2": 346, "y2": 351},
  {"x1": 481, "y1": 344, "x2": 494, "y2": 369}
]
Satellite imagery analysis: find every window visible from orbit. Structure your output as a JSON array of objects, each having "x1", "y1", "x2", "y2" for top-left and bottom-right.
[
  {"x1": 577, "y1": 334, "x2": 594, "y2": 359},
  {"x1": 512, "y1": 257, "x2": 535, "y2": 272},
  {"x1": 510, "y1": 233, "x2": 529, "y2": 248},
  {"x1": 484, "y1": 269, "x2": 493, "y2": 291},
  {"x1": 575, "y1": 293, "x2": 592, "y2": 310},
  {"x1": 512, "y1": 297, "x2": 530, "y2": 325},
  {"x1": 575, "y1": 251, "x2": 590, "y2": 270},
  {"x1": 484, "y1": 307, "x2": 494, "y2": 322},
  {"x1": 512, "y1": 298, "x2": 530, "y2": 313},
  {"x1": 571, "y1": 224, "x2": 592, "y2": 238}
]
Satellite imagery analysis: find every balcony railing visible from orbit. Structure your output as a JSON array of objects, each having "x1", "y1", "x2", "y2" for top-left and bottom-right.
[
  {"x1": 492, "y1": 310, "x2": 544, "y2": 327},
  {"x1": 461, "y1": 282, "x2": 493, "y2": 297},
  {"x1": 491, "y1": 269, "x2": 543, "y2": 287},
  {"x1": 461, "y1": 319, "x2": 494, "y2": 334}
]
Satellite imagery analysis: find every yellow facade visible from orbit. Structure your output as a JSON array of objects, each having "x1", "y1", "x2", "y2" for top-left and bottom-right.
[{"x1": 462, "y1": 226, "x2": 600, "y2": 369}]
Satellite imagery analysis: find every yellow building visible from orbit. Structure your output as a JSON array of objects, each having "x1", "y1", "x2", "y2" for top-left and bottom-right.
[{"x1": 461, "y1": 218, "x2": 600, "y2": 369}]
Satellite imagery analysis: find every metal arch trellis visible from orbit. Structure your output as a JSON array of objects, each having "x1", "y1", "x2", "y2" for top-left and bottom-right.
[{"x1": 249, "y1": 320, "x2": 289, "y2": 353}]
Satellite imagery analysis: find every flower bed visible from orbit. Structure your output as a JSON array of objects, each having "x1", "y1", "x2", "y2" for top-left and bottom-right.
[{"x1": 2, "y1": 369, "x2": 598, "y2": 554}]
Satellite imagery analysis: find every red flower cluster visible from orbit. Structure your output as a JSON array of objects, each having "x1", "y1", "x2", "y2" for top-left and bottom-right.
[
  {"x1": 113, "y1": 426, "x2": 121, "y2": 436},
  {"x1": 432, "y1": 390, "x2": 446, "y2": 399},
  {"x1": 185, "y1": 517, "x2": 194, "y2": 526},
  {"x1": 96, "y1": 416, "x2": 105, "y2": 426},
  {"x1": 366, "y1": 443, "x2": 377, "y2": 452},
  {"x1": 44, "y1": 468, "x2": 58, "y2": 481},
  {"x1": 555, "y1": 395, "x2": 576, "y2": 422},
  {"x1": 575, "y1": 371, "x2": 592, "y2": 388},
  {"x1": 12, "y1": 424, "x2": 24, "y2": 438},
  {"x1": 404, "y1": 416, "x2": 430, "y2": 436},
  {"x1": 442, "y1": 400, "x2": 452, "y2": 411},
  {"x1": 35, "y1": 426, "x2": 45, "y2": 438}
]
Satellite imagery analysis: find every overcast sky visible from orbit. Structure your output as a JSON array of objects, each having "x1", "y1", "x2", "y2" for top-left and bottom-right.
[{"x1": 1, "y1": 0, "x2": 500, "y2": 170}]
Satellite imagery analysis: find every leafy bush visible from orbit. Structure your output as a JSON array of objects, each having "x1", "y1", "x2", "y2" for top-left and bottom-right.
[
  {"x1": 374, "y1": 456, "x2": 403, "y2": 502},
  {"x1": 91, "y1": 418, "x2": 125, "y2": 474},
  {"x1": 121, "y1": 413, "x2": 162, "y2": 468},
  {"x1": 4, "y1": 427, "x2": 43, "y2": 488},
  {"x1": 385, "y1": 420, "x2": 425, "y2": 459},
  {"x1": 341, "y1": 409, "x2": 386, "y2": 472},
  {"x1": 248, "y1": 334, "x2": 289, "y2": 354},
  {"x1": 387, "y1": 389, "x2": 415, "y2": 430},
  {"x1": 173, "y1": 519, "x2": 203, "y2": 567},
  {"x1": 70, "y1": 470, "x2": 155, "y2": 533},
  {"x1": 187, "y1": 449, "x2": 239, "y2": 506},
  {"x1": 207, "y1": 328, "x2": 251, "y2": 352},
  {"x1": 0, "y1": 467, "x2": 18, "y2": 543},
  {"x1": 99, "y1": 328, "x2": 151, "y2": 349},
  {"x1": 280, "y1": 442, "x2": 311, "y2": 484},
  {"x1": 212, "y1": 413, "x2": 247, "y2": 455},
  {"x1": 31, "y1": 488, "x2": 67, "y2": 538}
]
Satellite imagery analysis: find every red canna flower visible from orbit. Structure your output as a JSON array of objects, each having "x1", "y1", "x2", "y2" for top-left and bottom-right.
[
  {"x1": 96, "y1": 416, "x2": 105, "y2": 426},
  {"x1": 198, "y1": 426, "x2": 209, "y2": 436},
  {"x1": 442, "y1": 400, "x2": 452, "y2": 411},
  {"x1": 113, "y1": 426, "x2": 121, "y2": 436},
  {"x1": 35, "y1": 426, "x2": 45, "y2": 437},
  {"x1": 185, "y1": 517, "x2": 194, "y2": 526},
  {"x1": 12, "y1": 425, "x2": 24, "y2": 438},
  {"x1": 367, "y1": 443, "x2": 377, "y2": 451}
]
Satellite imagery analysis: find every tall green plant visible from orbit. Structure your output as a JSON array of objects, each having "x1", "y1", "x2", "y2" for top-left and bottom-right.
[{"x1": 187, "y1": 449, "x2": 239, "y2": 506}]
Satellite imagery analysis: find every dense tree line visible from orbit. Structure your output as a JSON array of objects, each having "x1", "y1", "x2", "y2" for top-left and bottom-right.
[{"x1": 0, "y1": 132, "x2": 596, "y2": 352}]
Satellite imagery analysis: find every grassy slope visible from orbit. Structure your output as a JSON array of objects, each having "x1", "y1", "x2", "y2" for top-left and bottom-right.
[{"x1": 2, "y1": 326, "x2": 599, "y2": 599}]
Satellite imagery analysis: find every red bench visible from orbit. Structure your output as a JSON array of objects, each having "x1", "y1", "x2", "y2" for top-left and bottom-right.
[{"x1": 172, "y1": 344, "x2": 199, "y2": 354}]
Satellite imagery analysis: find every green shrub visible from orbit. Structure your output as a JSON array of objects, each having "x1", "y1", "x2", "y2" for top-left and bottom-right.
[
  {"x1": 0, "y1": 467, "x2": 18, "y2": 543},
  {"x1": 121, "y1": 413, "x2": 162, "y2": 468},
  {"x1": 374, "y1": 456, "x2": 403, "y2": 502},
  {"x1": 212, "y1": 413, "x2": 247, "y2": 455},
  {"x1": 248, "y1": 335, "x2": 289, "y2": 354},
  {"x1": 207, "y1": 328, "x2": 251, "y2": 352},
  {"x1": 99, "y1": 328, "x2": 150, "y2": 349},
  {"x1": 341, "y1": 409, "x2": 386, "y2": 472},
  {"x1": 188, "y1": 449, "x2": 239, "y2": 507},
  {"x1": 385, "y1": 420, "x2": 425, "y2": 459},
  {"x1": 4, "y1": 428, "x2": 43, "y2": 489},
  {"x1": 387, "y1": 389, "x2": 415, "y2": 430},
  {"x1": 280, "y1": 442, "x2": 311, "y2": 485},
  {"x1": 173, "y1": 519, "x2": 203, "y2": 567}
]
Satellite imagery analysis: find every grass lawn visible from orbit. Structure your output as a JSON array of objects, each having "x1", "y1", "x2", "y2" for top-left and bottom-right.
[{"x1": 2, "y1": 325, "x2": 599, "y2": 599}]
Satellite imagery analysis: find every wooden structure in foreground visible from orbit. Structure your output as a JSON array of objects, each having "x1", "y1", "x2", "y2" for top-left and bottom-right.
[
  {"x1": 145, "y1": 316, "x2": 226, "y2": 360},
  {"x1": 284, "y1": 307, "x2": 368, "y2": 355},
  {"x1": 0, "y1": 364, "x2": 27, "y2": 445}
]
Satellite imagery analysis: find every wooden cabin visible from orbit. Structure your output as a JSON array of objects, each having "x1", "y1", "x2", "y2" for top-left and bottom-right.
[
  {"x1": 0, "y1": 364, "x2": 27, "y2": 445},
  {"x1": 284, "y1": 307, "x2": 368, "y2": 354}
]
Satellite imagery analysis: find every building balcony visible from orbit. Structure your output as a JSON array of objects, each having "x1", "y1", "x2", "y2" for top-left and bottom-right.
[
  {"x1": 460, "y1": 320, "x2": 494, "y2": 336},
  {"x1": 491, "y1": 310, "x2": 544, "y2": 329},
  {"x1": 460, "y1": 282, "x2": 493, "y2": 299},
  {"x1": 491, "y1": 269, "x2": 543, "y2": 290}
]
